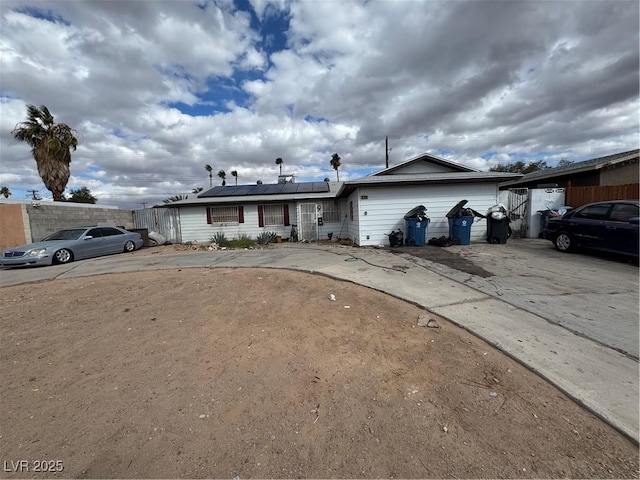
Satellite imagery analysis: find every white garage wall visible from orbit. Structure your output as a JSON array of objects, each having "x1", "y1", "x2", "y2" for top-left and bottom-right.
[{"x1": 354, "y1": 183, "x2": 500, "y2": 246}]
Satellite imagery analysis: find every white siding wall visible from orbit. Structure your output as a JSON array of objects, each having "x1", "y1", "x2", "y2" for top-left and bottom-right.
[
  {"x1": 355, "y1": 183, "x2": 500, "y2": 246},
  {"x1": 180, "y1": 203, "x2": 295, "y2": 242},
  {"x1": 316, "y1": 198, "x2": 348, "y2": 241}
]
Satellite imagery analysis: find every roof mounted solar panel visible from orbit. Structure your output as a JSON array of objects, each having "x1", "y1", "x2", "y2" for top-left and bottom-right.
[{"x1": 199, "y1": 181, "x2": 331, "y2": 197}]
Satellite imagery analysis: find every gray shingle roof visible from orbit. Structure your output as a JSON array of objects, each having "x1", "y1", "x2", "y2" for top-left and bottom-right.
[{"x1": 500, "y1": 150, "x2": 639, "y2": 187}]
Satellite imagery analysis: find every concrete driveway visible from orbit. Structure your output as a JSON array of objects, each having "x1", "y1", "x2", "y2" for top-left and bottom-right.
[
  {"x1": 393, "y1": 239, "x2": 640, "y2": 359},
  {"x1": 1, "y1": 239, "x2": 638, "y2": 441}
]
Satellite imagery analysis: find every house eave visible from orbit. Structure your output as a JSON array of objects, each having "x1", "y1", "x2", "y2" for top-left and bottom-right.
[
  {"x1": 500, "y1": 150, "x2": 639, "y2": 188},
  {"x1": 339, "y1": 172, "x2": 521, "y2": 197}
]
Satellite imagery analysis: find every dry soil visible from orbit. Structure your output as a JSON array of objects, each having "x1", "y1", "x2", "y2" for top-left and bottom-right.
[{"x1": 0, "y1": 268, "x2": 637, "y2": 479}]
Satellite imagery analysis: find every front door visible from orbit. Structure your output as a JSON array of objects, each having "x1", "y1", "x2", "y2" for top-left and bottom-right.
[{"x1": 298, "y1": 203, "x2": 318, "y2": 242}]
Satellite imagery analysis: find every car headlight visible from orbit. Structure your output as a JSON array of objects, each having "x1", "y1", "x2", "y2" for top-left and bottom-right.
[{"x1": 27, "y1": 248, "x2": 47, "y2": 257}]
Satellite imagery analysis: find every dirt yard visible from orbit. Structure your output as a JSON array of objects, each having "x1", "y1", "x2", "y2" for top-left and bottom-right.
[{"x1": 0, "y1": 268, "x2": 637, "y2": 479}]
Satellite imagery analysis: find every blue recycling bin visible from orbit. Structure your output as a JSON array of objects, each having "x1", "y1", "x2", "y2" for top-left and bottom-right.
[
  {"x1": 448, "y1": 216, "x2": 474, "y2": 245},
  {"x1": 405, "y1": 218, "x2": 429, "y2": 246}
]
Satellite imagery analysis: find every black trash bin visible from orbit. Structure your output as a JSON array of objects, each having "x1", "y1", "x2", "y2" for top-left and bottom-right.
[
  {"x1": 485, "y1": 205, "x2": 511, "y2": 244},
  {"x1": 487, "y1": 217, "x2": 510, "y2": 244}
]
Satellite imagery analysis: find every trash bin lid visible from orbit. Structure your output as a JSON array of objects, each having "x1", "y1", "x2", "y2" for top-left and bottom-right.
[
  {"x1": 446, "y1": 200, "x2": 468, "y2": 218},
  {"x1": 404, "y1": 205, "x2": 428, "y2": 219}
]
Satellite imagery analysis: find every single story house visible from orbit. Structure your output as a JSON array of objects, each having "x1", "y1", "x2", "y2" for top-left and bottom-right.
[
  {"x1": 166, "y1": 153, "x2": 520, "y2": 246},
  {"x1": 169, "y1": 178, "x2": 345, "y2": 244},
  {"x1": 499, "y1": 149, "x2": 639, "y2": 189}
]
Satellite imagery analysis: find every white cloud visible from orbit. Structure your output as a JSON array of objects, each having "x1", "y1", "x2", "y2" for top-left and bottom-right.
[{"x1": 0, "y1": 0, "x2": 637, "y2": 208}]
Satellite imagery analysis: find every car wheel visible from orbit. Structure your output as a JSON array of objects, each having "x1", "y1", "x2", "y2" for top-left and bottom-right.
[
  {"x1": 555, "y1": 232, "x2": 573, "y2": 252},
  {"x1": 124, "y1": 240, "x2": 136, "y2": 253},
  {"x1": 53, "y1": 248, "x2": 74, "y2": 264}
]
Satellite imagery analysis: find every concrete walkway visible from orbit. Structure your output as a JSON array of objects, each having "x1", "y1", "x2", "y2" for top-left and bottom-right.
[{"x1": 1, "y1": 242, "x2": 638, "y2": 442}]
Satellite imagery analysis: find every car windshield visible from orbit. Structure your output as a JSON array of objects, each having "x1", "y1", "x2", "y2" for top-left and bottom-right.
[{"x1": 44, "y1": 229, "x2": 87, "y2": 241}]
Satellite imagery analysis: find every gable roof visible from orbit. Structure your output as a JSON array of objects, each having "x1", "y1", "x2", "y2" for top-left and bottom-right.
[
  {"x1": 500, "y1": 150, "x2": 639, "y2": 187},
  {"x1": 370, "y1": 152, "x2": 478, "y2": 176}
]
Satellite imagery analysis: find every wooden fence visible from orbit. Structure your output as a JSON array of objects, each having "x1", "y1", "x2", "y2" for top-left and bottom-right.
[{"x1": 565, "y1": 183, "x2": 639, "y2": 208}]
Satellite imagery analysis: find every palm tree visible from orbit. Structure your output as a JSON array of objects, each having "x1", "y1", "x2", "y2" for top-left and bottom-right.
[
  {"x1": 192, "y1": 187, "x2": 204, "y2": 194},
  {"x1": 0, "y1": 186, "x2": 11, "y2": 198},
  {"x1": 205, "y1": 164, "x2": 213, "y2": 187},
  {"x1": 330, "y1": 153, "x2": 341, "y2": 181},
  {"x1": 231, "y1": 170, "x2": 238, "y2": 185},
  {"x1": 275, "y1": 157, "x2": 283, "y2": 175},
  {"x1": 11, "y1": 105, "x2": 79, "y2": 201},
  {"x1": 163, "y1": 194, "x2": 188, "y2": 203},
  {"x1": 218, "y1": 169, "x2": 227, "y2": 186}
]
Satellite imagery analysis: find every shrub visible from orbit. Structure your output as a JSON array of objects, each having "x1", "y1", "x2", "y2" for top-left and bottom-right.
[
  {"x1": 256, "y1": 231, "x2": 277, "y2": 245},
  {"x1": 227, "y1": 234, "x2": 255, "y2": 249},
  {"x1": 210, "y1": 232, "x2": 228, "y2": 247}
]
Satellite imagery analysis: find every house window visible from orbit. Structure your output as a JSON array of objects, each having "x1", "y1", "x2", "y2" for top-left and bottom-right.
[
  {"x1": 258, "y1": 204, "x2": 290, "y2": 227},
  {"x1": 207, "y1": 205, "x2": 244, "y2": 224},
  {"x1": 322, "y1": 201, "x2": 340, "y2": 223}
]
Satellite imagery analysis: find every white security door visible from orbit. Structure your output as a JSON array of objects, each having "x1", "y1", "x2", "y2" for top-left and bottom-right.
[{"x1": 298, "y1": 203, "x2": 318, "y2": 241}]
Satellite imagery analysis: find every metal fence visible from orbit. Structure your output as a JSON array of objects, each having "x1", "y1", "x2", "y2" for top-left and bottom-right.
[
  {"x1": 507, "y1": 188, "x2": 529, "y2": 238},
  {"x1": 133, "y1": 208, "x2": 182, "y2": 244}
]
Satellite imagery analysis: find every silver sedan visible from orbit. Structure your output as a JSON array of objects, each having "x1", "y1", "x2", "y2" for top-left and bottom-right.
[{"x1": 1, "y1": 226, "x2": 143, "y2": 267}]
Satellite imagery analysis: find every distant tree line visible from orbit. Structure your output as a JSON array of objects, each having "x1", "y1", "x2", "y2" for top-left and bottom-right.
[{"x1": 490, "y1": 157, "x2": 573, "y2": 174}]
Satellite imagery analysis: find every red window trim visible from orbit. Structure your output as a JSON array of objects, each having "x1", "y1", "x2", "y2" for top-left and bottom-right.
[
  {"x1": 207, "y1": 205, "x2": 244, "y2": 224},
  {"x1": 258, "y1": 205, "x2": 264, "y2": 227},
  {"x1": 257, "y1": 204, "x2": 290, "y2": 227}
]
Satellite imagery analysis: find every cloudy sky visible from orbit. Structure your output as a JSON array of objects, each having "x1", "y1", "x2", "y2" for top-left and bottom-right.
[{"x1": 1, "y1": 0, "x2": 638, "y2": 208}]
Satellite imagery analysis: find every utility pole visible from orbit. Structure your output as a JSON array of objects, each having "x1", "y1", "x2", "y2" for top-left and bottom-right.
[
  {"x1": 385, "y1": 136, "x2": 389, "y2": 169},
  {"x1": 27, "y1": 189, "x2": 41, "y2": 200},
  {"x1": 140, "y1": 202, "x2": 148, "y2": 209}
]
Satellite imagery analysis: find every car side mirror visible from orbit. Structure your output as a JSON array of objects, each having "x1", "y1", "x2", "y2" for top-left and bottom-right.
[
  {"x1": 84, "y1": 235, "x2": 93, "y2": 240},
  {"x1": 628, "y1": 217, "x2": 640, "y2": 225}
]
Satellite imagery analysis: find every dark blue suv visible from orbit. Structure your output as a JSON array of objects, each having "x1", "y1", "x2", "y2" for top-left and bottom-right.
[{"x1": 543, "y1": 200, "x2": 639, "y2": 257}]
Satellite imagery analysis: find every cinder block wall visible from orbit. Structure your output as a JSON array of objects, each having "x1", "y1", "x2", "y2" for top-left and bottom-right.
[
  {"x1": 0, "y1": 204, "x2": 28, "y2": 250},
  {"x1": 26, "y1": 203, "x2": 134, "y2": 242}
]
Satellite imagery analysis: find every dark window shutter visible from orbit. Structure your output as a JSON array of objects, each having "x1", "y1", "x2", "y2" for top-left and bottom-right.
[
  {"x1": 283, "y1": 204, "x2": 290, "y2": 226},
  {"x1": 238, "y1": 206, "x2": 244, "y2": 224},
  {"x1": 258, "y1": 205, "x2": 264, "y2": 227},
  {"x1": 206, "y1": 207, "x2": 212, "y2": 224}
]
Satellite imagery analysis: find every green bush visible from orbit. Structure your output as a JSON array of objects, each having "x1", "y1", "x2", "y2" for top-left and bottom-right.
[
  {"x1": 210, "y1": 232, "x2": 228, "y2": 246},
  {"x1": 227, "y1": 234, "x2": 255, "y2": 249},
  {"x1": 256, "y1": 231, "x2": 277, "y2": 245}
]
